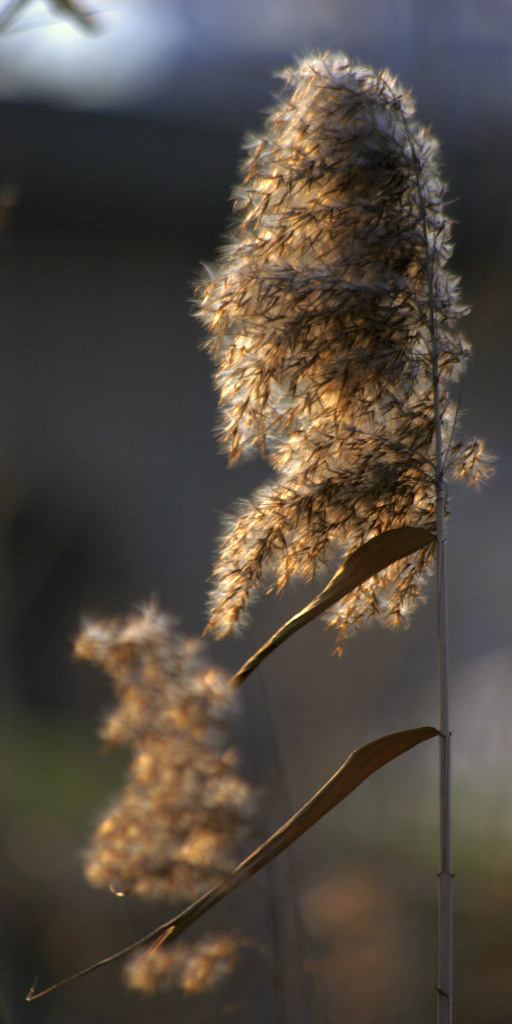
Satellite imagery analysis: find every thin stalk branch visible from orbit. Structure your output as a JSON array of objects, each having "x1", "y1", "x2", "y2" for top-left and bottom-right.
[
  {"x1": 422, "y1": 214, "x2": 452, "y2": 1024},
  {"x1": 432, "y1": 333, "x2": 453, "y2": 1024},
  {"x1": 422, "y1": 221, "x2": 453, "y2": 1022},
  {"x1": 392, "y1": 92, "x2": 454, "y2": 1020}
]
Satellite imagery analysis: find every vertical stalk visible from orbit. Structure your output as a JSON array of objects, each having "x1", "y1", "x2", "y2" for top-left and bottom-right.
[
  {"x1": 402, "y1": 107, "x2": 454, "y2": 1012},
  {"x1": 409, "y1": 113, "x2": 453, "y2": 1012},
  {"x1": 432, "y1": 355, "x2": 453, "y2": 1024}
]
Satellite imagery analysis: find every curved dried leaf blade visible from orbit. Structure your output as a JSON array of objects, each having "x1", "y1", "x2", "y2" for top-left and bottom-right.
[
  {"x1": 27, "y1": 726, "x2": 437, "y2": 1000},
  {"x1": 232, "y1": 525, "x2": 435, "y2": 685},
  {"x1": 229, "y1": 726, "x2": 438, "y2": 869}
]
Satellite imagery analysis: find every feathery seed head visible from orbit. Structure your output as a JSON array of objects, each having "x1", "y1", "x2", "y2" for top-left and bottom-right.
[
  {"x1": 196, "y1": 52, "x2": 491, "y2": 644},
  {"x1": 124, "y1": 934, "x2": 240, "y2": 994},
  {"x1": 76, "y1": 605, "x2": 256, "y2": 904}
]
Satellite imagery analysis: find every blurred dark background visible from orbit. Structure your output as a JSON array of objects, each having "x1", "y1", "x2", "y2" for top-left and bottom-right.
[{"x1": 0, "y1": 1, "x2": 511, "y2": 1021}]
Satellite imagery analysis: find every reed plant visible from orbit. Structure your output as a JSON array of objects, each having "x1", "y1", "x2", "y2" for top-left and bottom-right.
[{"x1": 28, "y1": 53, "x2": 491, "y2": 1023}]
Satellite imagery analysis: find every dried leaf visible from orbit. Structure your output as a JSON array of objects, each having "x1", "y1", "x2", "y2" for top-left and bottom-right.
[
  {"x1": 50, "y1": 0, "x2": 99, "y2": 33},
  {"x1": 231, "y1": 525, "x2": 435, "y2": 686},
  {"x1": 27, "y1": 725, "x2": 437, "y2": 1001}
]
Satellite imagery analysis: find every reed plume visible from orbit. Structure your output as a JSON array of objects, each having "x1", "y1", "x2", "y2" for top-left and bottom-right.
[
  {"x1": 196, "y1": 53, "x2": 491, "y2": 646},
  {"x1": 75, "y1": 604, "x2": 255, "y2": 992}
]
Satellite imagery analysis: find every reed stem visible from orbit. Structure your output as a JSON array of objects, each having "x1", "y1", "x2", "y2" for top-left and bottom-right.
[{"x1": 431, "y1": 316, "x2": 453, "y2": 1024}]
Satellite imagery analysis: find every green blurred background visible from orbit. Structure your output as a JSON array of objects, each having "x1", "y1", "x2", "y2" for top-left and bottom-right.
[{"x1": 0, "y1": 1, "x2": 511, "y2": 1021}]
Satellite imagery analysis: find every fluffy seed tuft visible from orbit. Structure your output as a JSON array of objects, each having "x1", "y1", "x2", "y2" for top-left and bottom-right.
[
  {"x1": 77, "y1": 605, "x2": 256, "y2": 905},
  {"x1": 196, "y1": 52, "x2": 490, "y2": 644}
]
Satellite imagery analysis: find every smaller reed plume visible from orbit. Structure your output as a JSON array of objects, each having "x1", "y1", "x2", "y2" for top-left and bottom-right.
[
  {"x1": 196, "y1": 53, "x2": 491, "y2": 647},
  {"x1": 123, "y1": 934, "x2": 240, "y2": 995},
  {"x1": 75, "y1": 604, "x2": 256, "y2": 992}
]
